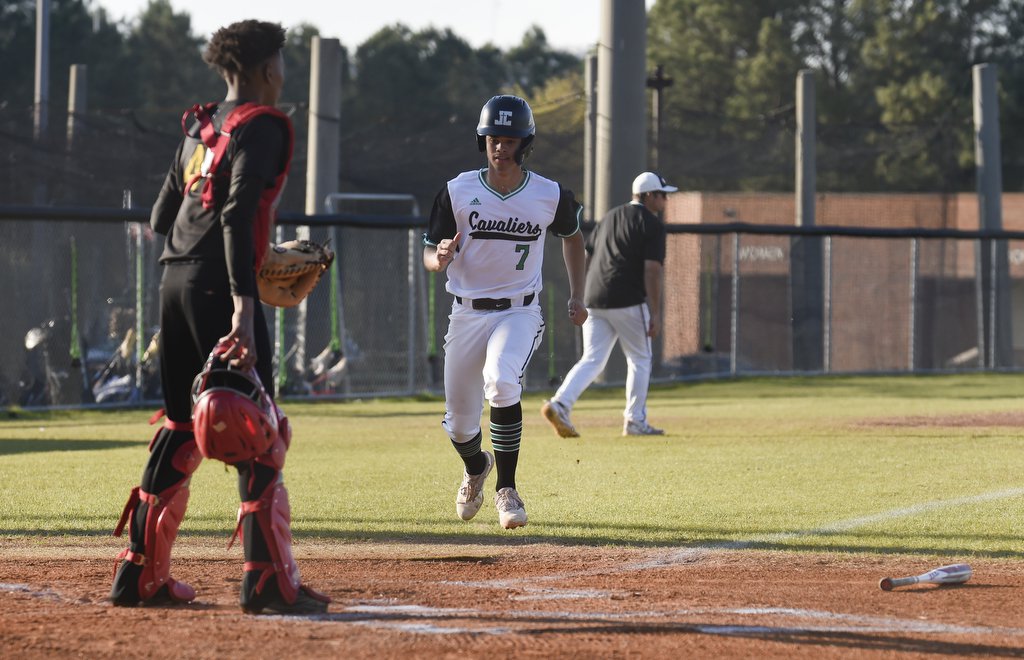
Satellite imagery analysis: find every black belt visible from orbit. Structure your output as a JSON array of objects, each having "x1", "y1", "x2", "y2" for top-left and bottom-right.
[{"x1": 455, "y1": 293, "x2": 535, "y2": 310}]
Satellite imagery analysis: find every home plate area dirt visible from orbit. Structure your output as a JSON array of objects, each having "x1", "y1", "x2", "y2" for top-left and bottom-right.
[{"x1": 2, "y1": 542, "x2": 1023, "y2": 658}]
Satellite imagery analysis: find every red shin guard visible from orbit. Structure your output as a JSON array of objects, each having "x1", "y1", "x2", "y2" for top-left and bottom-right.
[
  {"x1": 230, "y1": 480, "x2": 328, "y2": 607},
  {"x1": 113, "y1": 419, "x2": 200, "y2": 603},
  {"x1": 114, "y1": 485, "x2": 195, "y2": 602}
]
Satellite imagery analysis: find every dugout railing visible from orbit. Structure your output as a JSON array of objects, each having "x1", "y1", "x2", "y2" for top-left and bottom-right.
[{"x1": 2, "y1": 205, "x2": 1023, "y2": 409}]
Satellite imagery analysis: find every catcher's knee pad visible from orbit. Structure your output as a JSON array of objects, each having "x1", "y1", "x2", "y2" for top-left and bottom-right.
[
  {"x1": 253, "y1": 407, "x2": 290, "y2": 471},
  {"x1": 112, "y1": 420, "x2": 199, "y2": 605},
  {"x1": 231, "y1": 479, "x2": 302, "y2": 605},
  {"x1": 442, "y1": 416, "x2": 481, "y2": 445}
]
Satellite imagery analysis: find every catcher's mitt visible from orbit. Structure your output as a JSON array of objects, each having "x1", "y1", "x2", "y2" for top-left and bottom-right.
[{"x1": 257, "y1": 239, "x2": 335, "y2": 308}]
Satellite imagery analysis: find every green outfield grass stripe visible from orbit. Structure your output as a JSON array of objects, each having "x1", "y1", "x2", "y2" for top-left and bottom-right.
[{"x1": 3, "y1": 374, "x2": 1024, "y2": 555}]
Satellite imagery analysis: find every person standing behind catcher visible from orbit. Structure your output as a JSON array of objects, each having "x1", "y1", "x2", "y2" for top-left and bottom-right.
[
  {"x1": 541, "y1": 171, "x2": 675, "y2": 437},
  {"x1": 423, "y1": 94, "x2": 588, "y2": 529}
]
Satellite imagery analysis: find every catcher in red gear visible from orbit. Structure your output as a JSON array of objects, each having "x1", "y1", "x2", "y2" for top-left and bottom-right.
[{"x1": 110, "y1": 20, "x2": 329, "y2": 615}]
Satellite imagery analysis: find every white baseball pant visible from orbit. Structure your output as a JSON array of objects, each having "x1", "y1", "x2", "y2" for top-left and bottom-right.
[
  {"x1": 552, "y1": 303, "x2": 652, "y2": 424},
  {"x1": 441, "y1": 301, "x2": 544, "y2": 444}
]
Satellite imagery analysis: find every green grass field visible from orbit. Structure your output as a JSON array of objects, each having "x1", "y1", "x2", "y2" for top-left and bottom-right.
[{"x1": 2, "y1": 374, "x2": 1023, "y2": 557}]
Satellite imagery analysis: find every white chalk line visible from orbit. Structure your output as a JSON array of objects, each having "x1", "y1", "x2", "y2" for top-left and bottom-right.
[
  {"x1": 445, "y1": 581, "x2": 618, "y2": 599},
  {"x1": 698, "y1": 607, "x2": 1024, "y2": 636},
  {"x1": 0, "y1": 582, "x2": 63, "y2": 601},
  {"x1": 311, "y1": 603, "x2": 1024, "y2": 639}
]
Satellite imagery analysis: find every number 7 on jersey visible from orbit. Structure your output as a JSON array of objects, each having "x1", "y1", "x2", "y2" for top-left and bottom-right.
[{"x1": 515, "y1": 244, "x2": 530, "y2": 270}]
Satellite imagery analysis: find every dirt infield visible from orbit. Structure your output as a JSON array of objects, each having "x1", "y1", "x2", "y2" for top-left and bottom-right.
[{"x1": 2, "y1": 540, "x2": 1023, "y2": 658}]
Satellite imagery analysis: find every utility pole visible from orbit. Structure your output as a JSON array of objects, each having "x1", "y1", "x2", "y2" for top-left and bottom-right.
[
  {"x1": 645, "y1": 64, "x2": 673, "y2": 170},
  {"x1": 595, "y1": 0, "x2": 647, "y2": 220},
  {"x1": 791, "y1": 70, "x2": 823, "y2": 372},
  {"x1": 291, "y1": 35, "x2": 344, "y2": 389},
  {"x1": 584, "y1": 52, "x2": 597, "y2": 222},
  {"x1": 973, "y1": 63, "x2": 1011, "y2": 368}
]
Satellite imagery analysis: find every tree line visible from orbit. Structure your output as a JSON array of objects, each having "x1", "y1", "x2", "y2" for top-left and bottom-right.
[{"x1": 1, "y1": 0, "x2": 1023, "y2": 215}]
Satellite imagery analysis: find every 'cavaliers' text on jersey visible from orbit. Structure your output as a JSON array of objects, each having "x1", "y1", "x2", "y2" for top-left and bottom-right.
[{"x1": 425, "y1": 168, "x2": 581, "y2": 299}]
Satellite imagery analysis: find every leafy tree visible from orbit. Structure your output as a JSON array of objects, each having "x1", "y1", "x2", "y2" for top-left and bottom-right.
[
  {"x1": 350, "y1": 25, "x2": 486, "y2": 125},
  {"x1": 505, "y1": 26, "x2": 580, "y2": 96},
  {"x1": 859, "y1": 0, "x2": 1006, "y2": 190},
  {"x1": 521, "y1": 70, "x2": 586, "y2": 195},
  {"x1": 726, "y1": 17, "x2": 803, "y2": 189},
  {"x1": 0, "y1": 0, "x2": 41, "y2": 114},
  {"x1": 14, "y1": 0, "x2": 1024, "y2": 205},
  {"x1": 0, "y1": 0, "x2": 131, "y2": 132},
  {"x1": 281, "y1": 23, "x2": 330, "y2": 106},
  {"x1": 125, "y1": 0, "x2": 216, "y2": 128},
  {"x1": 646, "y1": 0, "x2": 1024, "y2": 192},
  {"x1": 78, "y1": 8, "x2": 135, "y2": 112},
  {"x1": 994, "y1": 0, "x2": 1024, "y2": 190},
  {"x1": 342, "y1": 24, "x2": 506, "y2": 196},
  {"x1": 788, "y1": 0, "x2": 882, "y2": 190},
  {"x1": 648, "y1": 0, "x2": 803, "y2": 190}
]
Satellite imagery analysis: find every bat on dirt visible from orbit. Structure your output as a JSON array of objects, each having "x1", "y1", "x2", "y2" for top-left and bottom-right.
[{"x1": 879, "y1": 563, "x2": 972, "y2": 591}]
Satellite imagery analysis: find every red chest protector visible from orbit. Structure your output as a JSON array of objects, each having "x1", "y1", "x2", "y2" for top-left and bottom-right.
[{"x1": 182, "y1": 102, "x2": 294, "y2": 272}]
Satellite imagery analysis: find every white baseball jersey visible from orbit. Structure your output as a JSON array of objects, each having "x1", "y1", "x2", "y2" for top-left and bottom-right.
[{"x1": 425, "y1": 168, "x2": 581, "y2": 299}]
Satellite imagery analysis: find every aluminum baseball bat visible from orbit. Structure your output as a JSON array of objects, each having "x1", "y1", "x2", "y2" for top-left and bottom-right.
[{"x1": 879, "y1": 563, "x2": 972, "y2": 591}]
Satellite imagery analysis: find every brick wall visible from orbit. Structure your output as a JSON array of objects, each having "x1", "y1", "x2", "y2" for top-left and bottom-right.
[{"x1": 661, "y1": 193, "x2": 1024, "y2": 372}]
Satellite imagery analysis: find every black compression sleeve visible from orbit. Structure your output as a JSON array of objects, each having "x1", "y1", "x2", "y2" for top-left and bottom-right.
[
  {"x1": 150, "y1": 141, "x2": 185, "y2": 235},
  {"x1": 221, "y1": 174, "x2": 264, "y2": 297}
]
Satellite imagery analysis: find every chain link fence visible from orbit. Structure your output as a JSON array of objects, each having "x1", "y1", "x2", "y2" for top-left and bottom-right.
[
  {"x1": 3, "y1": 207, "x2": 1023, "y2": 409},
  {"x1": 662, "y1": 226, "x2": 1024, "y2": 378}
]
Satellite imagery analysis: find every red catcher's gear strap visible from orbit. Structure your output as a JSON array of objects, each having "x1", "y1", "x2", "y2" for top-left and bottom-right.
[
  {"x1": 181, "y1": 102, "x2": 294, "y2": 272},
  {"x1": 146, "y1": 409, "x2": 193, "y2": 451},
  {"x1": 148, "y1": 408, "x2": 193, "y2": 432},
  {"x1": 113, "y1": 486, "x2": 141, "y2": 538}
]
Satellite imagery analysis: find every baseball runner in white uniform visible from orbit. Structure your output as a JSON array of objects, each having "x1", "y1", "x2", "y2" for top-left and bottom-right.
[
  {"x1": 423, "y1": 95, "x2": 588, "y2": 529},
  {"x1": 542, "y1": 171, "x2": 675, "y2": 437}
]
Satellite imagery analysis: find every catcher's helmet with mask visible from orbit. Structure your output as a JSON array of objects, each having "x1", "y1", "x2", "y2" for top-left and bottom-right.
[
  {"x1": 191, "y1": 345, "x2": 278, "y2": 463},
  {"x1": 476, "y1": 95, "x2": 535, "y2": 164}
]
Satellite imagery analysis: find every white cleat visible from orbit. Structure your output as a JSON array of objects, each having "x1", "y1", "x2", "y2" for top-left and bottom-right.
[
  {"x1": 541, "y1": 400, "x2": 579, "y2": 438},
  {"x1": 624, "y1": 420, "x2": 665, "y2": 436},
  {"x1": 495, "y1": 487, "x2": 528, "y2": 529},
  {"x1": 456, "y1": 451, "x2": 494, "y2": 521}
]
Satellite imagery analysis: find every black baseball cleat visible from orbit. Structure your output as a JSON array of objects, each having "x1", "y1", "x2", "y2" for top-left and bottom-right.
[
  {"x1": 242, "y1": 585, "x2": 331, "y2": 615},
  {"x1": 110, "y1": 561, "x2": 196, "y2": 607},
  {"x1": 110, "y1": 560, "x2": 144, "y2": 606}
]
